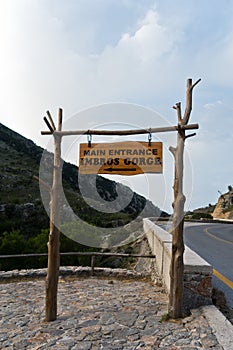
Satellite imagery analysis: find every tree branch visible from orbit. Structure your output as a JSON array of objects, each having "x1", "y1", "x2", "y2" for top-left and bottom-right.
[
  {"x1": 183, "y1": 78, "x2": 201, "y2": 125},
  {"x1": 43, "y1": 117, "x2": 55, "y2": 133},
  {"x1": 185, "y1": 133, "x2": 196, "y2": 140},
  {"x1": 46, "y1": 111, "x2": 56, "y2": 131},
  {"x1": 191, "y1": 78, "x2": 201, "y2": 90},
  {"x1": 173, "y1": 102, "x2": 182, "y2": 124},
  {"x1": 183, "y1": 79, "x2": 192, "y2": 125},
  {"x1": 169, "y1": 146, "x2": 176, "y2": 157},
  {"x1": 58, "y1": 108, "x2": 63, "y2": 131}
]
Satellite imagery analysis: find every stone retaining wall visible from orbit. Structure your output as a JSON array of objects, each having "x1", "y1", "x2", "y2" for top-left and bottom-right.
[{"x1": 143, "y1": 218, "x2": 213, "y2": 313}]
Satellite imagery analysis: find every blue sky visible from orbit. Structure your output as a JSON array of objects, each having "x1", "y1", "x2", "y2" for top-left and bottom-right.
[{"x1": 1, "y1": 0, "x2": 233, "y2": 213}]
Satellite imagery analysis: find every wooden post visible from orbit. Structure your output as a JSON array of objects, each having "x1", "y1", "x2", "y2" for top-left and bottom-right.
[
  {"x1": 168, "y1": 79, "x2": 201, "y2": 318},
  {"x1": 91, "y1": 255, "x2": 95, "y2": 276},
  {"x1": 45, "y1": 109, "x2": 63, "y2": 322}
]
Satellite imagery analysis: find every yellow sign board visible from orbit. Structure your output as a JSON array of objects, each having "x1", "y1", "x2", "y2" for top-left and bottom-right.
[{"x1": 79, "y1": 141, "x2": 162, "y2": 175}]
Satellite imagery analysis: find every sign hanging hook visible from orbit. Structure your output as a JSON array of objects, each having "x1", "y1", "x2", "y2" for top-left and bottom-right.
[
  {"x1": 87, "y1": 131, "x2": 92, "y2": 148},
  {"x1": 148, "y1": 128, "x2": 152, "y2": 147}
]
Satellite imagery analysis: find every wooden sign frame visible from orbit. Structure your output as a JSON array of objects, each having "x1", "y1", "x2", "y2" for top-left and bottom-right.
[{"x1": 41, "y1": 78, "x2": 201, "y2": 321}]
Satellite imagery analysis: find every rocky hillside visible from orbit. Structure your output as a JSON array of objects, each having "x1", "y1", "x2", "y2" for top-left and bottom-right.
[
  {"x1": 212, "y1": 187, "x2": 233, "y2": 220},
  {"x1": 0, "y1": 123, "x2": 165, "y2": 242},
  {"x1": 189, "y1": 186, "x2": 233, "y2": 221}
]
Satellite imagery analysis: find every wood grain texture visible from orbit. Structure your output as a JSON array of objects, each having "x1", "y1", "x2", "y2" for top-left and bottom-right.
[{"x1": 79, "y1": 141, "x2": 162, "y2": 175}]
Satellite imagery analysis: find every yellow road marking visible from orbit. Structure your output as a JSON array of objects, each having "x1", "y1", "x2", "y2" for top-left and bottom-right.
[
  {"x1": 203, "y1": 227, "x2": 233, "y2": 290},
  {"x1": 204, "y1": 227, "x2": 233, "y2": 246},
  {"x1": 213, "y1": 269, "x2": 233, "y2": 290}
]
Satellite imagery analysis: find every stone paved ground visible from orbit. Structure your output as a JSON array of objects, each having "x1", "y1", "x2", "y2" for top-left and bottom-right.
[{"x1": 0, "y1": 275, "x2": 223, "y2": 350}]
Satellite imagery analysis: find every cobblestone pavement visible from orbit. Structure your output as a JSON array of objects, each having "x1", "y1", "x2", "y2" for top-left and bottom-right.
[{"x1": 0, "y1": 274, "x2": 224, "y2": 349}]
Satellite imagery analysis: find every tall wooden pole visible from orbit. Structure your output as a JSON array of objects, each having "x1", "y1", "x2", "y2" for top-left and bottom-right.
[
  {"x1": 45, "y1": 109, "x2": 63, "y2": 322},
  {"x1": 168, "y1": 79, "x2": 201, "y2": 318}
]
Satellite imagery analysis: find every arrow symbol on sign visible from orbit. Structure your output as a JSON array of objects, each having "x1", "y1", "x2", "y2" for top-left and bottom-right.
[{"x1": 104, "y1": 167, "x2": 137, "y2": 172}]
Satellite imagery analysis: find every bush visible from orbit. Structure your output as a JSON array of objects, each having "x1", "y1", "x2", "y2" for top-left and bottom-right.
[
  {"x1": 191, "y1": 212, "x2": 212, "y2": 220},
  {"x1": 0, "y1": 230, "x2": 27, "y2": 270}
]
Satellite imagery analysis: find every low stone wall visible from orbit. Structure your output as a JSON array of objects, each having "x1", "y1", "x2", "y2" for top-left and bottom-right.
[
  {"x1": 143, "y1": 218, "x2": 213, "y2": 313},
  {"x1": 0, "y1": 266, "x2": 149, "y2": 281}
]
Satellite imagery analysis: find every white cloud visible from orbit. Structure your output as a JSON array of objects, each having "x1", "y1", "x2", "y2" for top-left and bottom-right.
[
  {"x1": 118, "y1": 9, "x2": 174, "y2": 62},
  {"x1": 204, "y1": 100, "x2": 222, "y2": 109}
]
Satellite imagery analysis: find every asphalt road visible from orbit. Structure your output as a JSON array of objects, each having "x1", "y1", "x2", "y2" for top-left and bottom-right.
[{"x1": 184, "y1": 222, "x2": 233, "y2": 309}]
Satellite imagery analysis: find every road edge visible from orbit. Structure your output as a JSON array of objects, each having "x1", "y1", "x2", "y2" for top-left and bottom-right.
[{"x1": 200, "y1": 305, "x2": 233, "y2": 350}]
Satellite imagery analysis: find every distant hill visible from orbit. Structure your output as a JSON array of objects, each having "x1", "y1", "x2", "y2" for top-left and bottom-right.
[
  {"x1": 0, "y1": 123, "x2": 165, "y2": 240},
  {"x1": 185, "y1": 186, "x2": 233, "y2": 221},
  {"x1": 185, "y1": 204, "x2": 215, "y2": 220}
]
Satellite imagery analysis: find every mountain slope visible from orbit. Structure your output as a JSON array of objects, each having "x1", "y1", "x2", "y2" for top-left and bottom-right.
[{"x1": 0, "y1": 123, "x2": 164, "y2": 239}]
